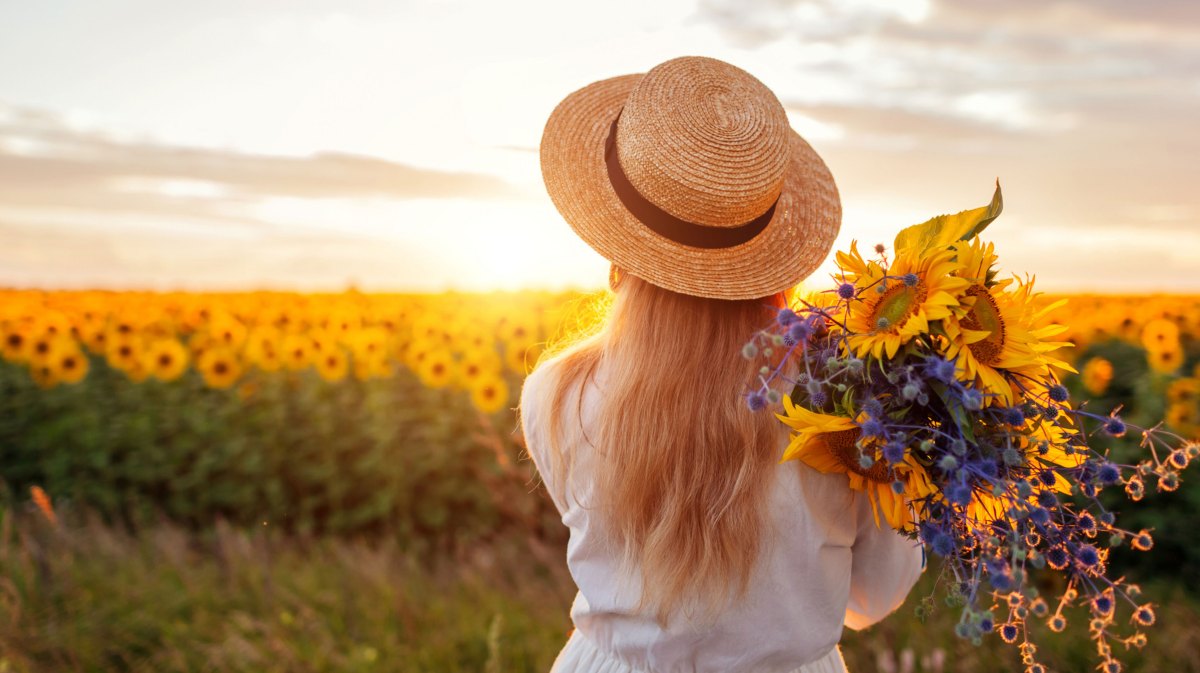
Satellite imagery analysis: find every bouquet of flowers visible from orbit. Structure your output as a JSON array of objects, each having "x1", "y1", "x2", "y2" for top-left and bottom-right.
[{"x1": 742, "y1": 182, "x2": 1198, "y2": 673}]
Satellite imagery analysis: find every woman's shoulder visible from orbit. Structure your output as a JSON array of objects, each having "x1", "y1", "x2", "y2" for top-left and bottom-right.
[{"x1": 520, "y1": 355, "x2": 567, "y2": 414}]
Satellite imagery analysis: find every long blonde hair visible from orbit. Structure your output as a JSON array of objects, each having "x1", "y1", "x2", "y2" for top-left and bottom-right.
[{"x1": 527, "y1": 266, "x2": 795, "y2": 626}]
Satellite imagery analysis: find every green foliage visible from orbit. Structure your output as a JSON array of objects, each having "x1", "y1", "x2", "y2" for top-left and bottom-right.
[
  {"x1": 0, "y1": 357, "x2": 561, "y2": 555},
  {"x1": 1, "y1": 511, "x2": 1198, "y2": 673},
  {"x1": 0, "y1": 511, "x2": 574, "y2": 673},
  {"x1": 1067, "y1": 338, "x2": 1200, "y2": 587}
]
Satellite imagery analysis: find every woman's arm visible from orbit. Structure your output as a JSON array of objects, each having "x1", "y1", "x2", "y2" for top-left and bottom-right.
[{"x1": 843, "y1": 492, "x2": 925, "y2": 631}]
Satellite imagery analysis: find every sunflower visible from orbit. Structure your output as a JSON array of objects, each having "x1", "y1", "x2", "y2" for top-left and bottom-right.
[
  {"x1": 470, "y1": 375, "x2": 510, "y2": 414},
  {"x1": 456, "y1": 351, "x2": 502, "y2": 390},
  {"x1": 1148, "y1": 344, "x2": 1183, "y2": 374},
  {"x1": 316, "y1": 348, "x2": 349, "y2": 383},
  {"x1": 1167, "y1": 378, "x2": 1199, "y2": 406},
  {"x1": 417, "y1": 350, "x2": 455, "y2": 388},
  {"x1": 347, "y1": 327, "x2": 389, "y2": 364},
  {"x1": 1, "y1": 322, "x2": 33, "y2": 363},
  {"x1": 837, "y1": 241, "x2": 970, "y2": 360},
  {"x1": 1165, "y1": 402, "x2": 1197, "y2": 436},
  {"x1": 198, "y1": 348, "x2": 242, "y2": 389},
  {"x1": 943, "y1": 265, "x2": 1074, "y2": 406},
  {"x1": 1081, "y1": 357, "x2": 1114, "y2": 396},
  {"x1": 208, "y1": 312, "x2": 247, "y2": 351},
  {"x1": 53, "y1": 344, "x2": 90, "y2": 385},
  {"x1": 1141, "y1": 319, "x2": 1180, "y2": 353},
  {"x1": 503, "y1": 337, "x2": 540, "y2": 375},
  {"x1": 244, "y1": 327, "x2": 283, "y2": 372},
  {"x1": 281, "y1": 333, "x2": 312, "y2": 371},
  {"x1": 29, "y1": 361, "x2": 59, "y2": 389},
  {"x1": 777, "y1": 396, "x2": 931, "y2": 531},
  {"x1": 143, "y1": 339, "x2": 190, "y2": 382}
]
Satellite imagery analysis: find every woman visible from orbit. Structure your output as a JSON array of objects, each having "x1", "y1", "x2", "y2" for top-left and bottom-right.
[{"x1": 520, "y1": 56, "x2": 925, "y2": 673}]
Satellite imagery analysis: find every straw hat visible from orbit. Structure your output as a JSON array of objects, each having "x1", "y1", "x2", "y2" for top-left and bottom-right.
[{"x1": 540, "y1": 55, "x2": 841, "y2": 300}]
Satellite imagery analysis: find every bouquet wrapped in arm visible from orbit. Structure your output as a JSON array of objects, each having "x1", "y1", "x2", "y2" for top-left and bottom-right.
[{"x1": 743, "y1": 182, "x2": 1197, "y2": 673}]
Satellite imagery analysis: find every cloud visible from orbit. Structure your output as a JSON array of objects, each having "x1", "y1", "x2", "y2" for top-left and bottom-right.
[{"x1": 0, "y1": 101, "x2": 533, "y2": 209}]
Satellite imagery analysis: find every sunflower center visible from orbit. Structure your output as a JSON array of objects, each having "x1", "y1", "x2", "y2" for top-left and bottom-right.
[
  {"x1": 823, "y1": 428, "x2": 894, "y2": 483},
  {"x1": 870, "y1": 282, "x2": 926, "y2": 333},
  {"x1": 961, "y1": 285, "x2": 1006, "y2": 365}
]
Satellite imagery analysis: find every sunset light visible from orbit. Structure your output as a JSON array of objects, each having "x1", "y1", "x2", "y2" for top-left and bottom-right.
[{"x1": 1, "y1": 1, "x2": 1196, "y2": 292}]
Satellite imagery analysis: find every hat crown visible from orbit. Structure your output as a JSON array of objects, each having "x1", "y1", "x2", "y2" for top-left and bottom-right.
[{"x1": 615, "y1": 56, "x2": 791, "y2": 228}]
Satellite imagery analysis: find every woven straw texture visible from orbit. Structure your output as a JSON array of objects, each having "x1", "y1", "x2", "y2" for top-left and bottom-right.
[{"x1": 540, "y1": 56, "x2": 841, "y2": 300}]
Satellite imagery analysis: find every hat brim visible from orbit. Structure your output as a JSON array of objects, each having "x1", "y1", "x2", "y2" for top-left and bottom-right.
[{"x1": 540, "y1": 72, "x2": 842, "y2": 300}]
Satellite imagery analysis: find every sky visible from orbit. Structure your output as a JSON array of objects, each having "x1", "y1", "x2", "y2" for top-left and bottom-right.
[{"x1": 0, "y1": 0, "x2": 1197, "y2": 293}]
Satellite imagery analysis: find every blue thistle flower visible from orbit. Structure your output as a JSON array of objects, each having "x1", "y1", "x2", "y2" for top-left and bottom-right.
[
  {"x1": 923, "y1": 356, "x2": 957, "y2": 384},
  {"x1": 787, "y1": 321, "x2": 811, "y2": 343},
  {"x1": 1097, "y1": 462, "x2": 1121, "y2": 485},
  {"x1": 1003, "y1": 407, "x2": 1026, "y2": 426},
  {"x1": 901, "y1": 272, "x2": 920, "y2": 287},
  {"x1": 1078, "y1": 512, "x2": 1096, "y2": 532},
  {"x1": 1037, "y1": 490, "x2": 1057, "y2": 509},
  {"x1": 947, "y1": 483, "x2": 972, "y2": 507},
  {"x1": 746, "y1": 391, "x2": 767, "y2": 412},
  {"x1": 810, "y1": 390, "x2": 828, "y2": 407},
  {"x1": 1044, "y1": 547, "x2": 1068, "y2": 569},
  {"x1": 776, "y1": 308, "x2": 799, "y2": 327},
  {"x1": 861, "y1": 417, "x2": 886, "y2": 438},
  {"x1": 1091, "y1": 594, "x2": 1113, "y2": 615},
  {"x1": 836, "y1": 282, "x2": 856, "y2": 300},
  {"x1": 1030, "y1": 507, "x2": 1051, "y2": 525},
  {"x1": 1104, "y1": 415, "x2": 1126, "y2": 437},
  {"x1": 962, "y1": 389, "x2": 984, "y2": 411},
  {"x1": 862, "y1": 397, "x2": 885, "y2": 418},
  {"x1": 932, "y1": 532, "x2": 956, "y2": 557},
  {"x1": 1077, "y1": 544, "x2": 1100, "y2": 567},
  {"x1": 1048, "y1": 384, "x2": 1069, "y2": 403},
  {"x1": 1169, "y1": 449, "x2": 1189, "y2": 470},
  {"x1": 883, "y1": 441, "x2": 906, "y2": 464}
]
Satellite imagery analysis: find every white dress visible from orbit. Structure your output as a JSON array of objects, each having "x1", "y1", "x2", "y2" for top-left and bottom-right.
[{"x1": 520, "y1": 357, "x2": 925, "y2": 673}]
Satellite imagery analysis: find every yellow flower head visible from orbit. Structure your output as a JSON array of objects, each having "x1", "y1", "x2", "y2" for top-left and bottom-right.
[
  {"x1": 943, "y1": 270, "x2": 1074, "y2": 406},
  {"x1": 777, "y1": 396, "x2": 930, "y2": 531},
  {"x1": 837, "y1": 241, "x2": 970, "y2": 361}
]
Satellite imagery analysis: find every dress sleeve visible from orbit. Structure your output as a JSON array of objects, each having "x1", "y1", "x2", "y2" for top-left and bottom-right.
[
  {"x1": 843, "y1": 491, "x2": 926, "y2": 631},
  {"x1": 518, "y1": 364, "x2": 569, "y2": 516}
]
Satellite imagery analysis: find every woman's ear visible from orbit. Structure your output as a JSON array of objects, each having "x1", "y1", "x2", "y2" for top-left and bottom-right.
[{"x1": 608, "y1": 263, "x2": 623, "y2": 293}]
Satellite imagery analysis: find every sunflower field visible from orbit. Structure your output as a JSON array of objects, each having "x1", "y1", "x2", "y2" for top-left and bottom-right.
[
  {"x1": 1, "y1": 288, "x2": 1199, "y2": 672},
  {"x1": 0, "y1": 287, "x2": 606, "y2": 546}
]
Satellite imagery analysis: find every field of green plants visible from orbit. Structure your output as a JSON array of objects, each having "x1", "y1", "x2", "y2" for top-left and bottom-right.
[{"x1": 1, "y1": 289, "x2": 1199, "y2": 672}]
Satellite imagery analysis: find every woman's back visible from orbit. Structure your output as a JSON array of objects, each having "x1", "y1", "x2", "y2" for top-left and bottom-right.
[{"x1": 521, "y1": 355, "x2": 925, "y2": 673}]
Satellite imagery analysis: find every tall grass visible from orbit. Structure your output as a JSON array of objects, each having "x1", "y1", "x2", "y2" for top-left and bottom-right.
[
  {"x1": 1, "y1": 506, "x2": 1198, "y2": 672},
  {"x1": 0, "y1": 508, "x2": 573, "y2": 673}
]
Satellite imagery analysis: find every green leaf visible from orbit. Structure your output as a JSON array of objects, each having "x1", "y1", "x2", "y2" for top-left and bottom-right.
[{"x1": 893, "y1": 180, "x2": 1004, "y2": 254}]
